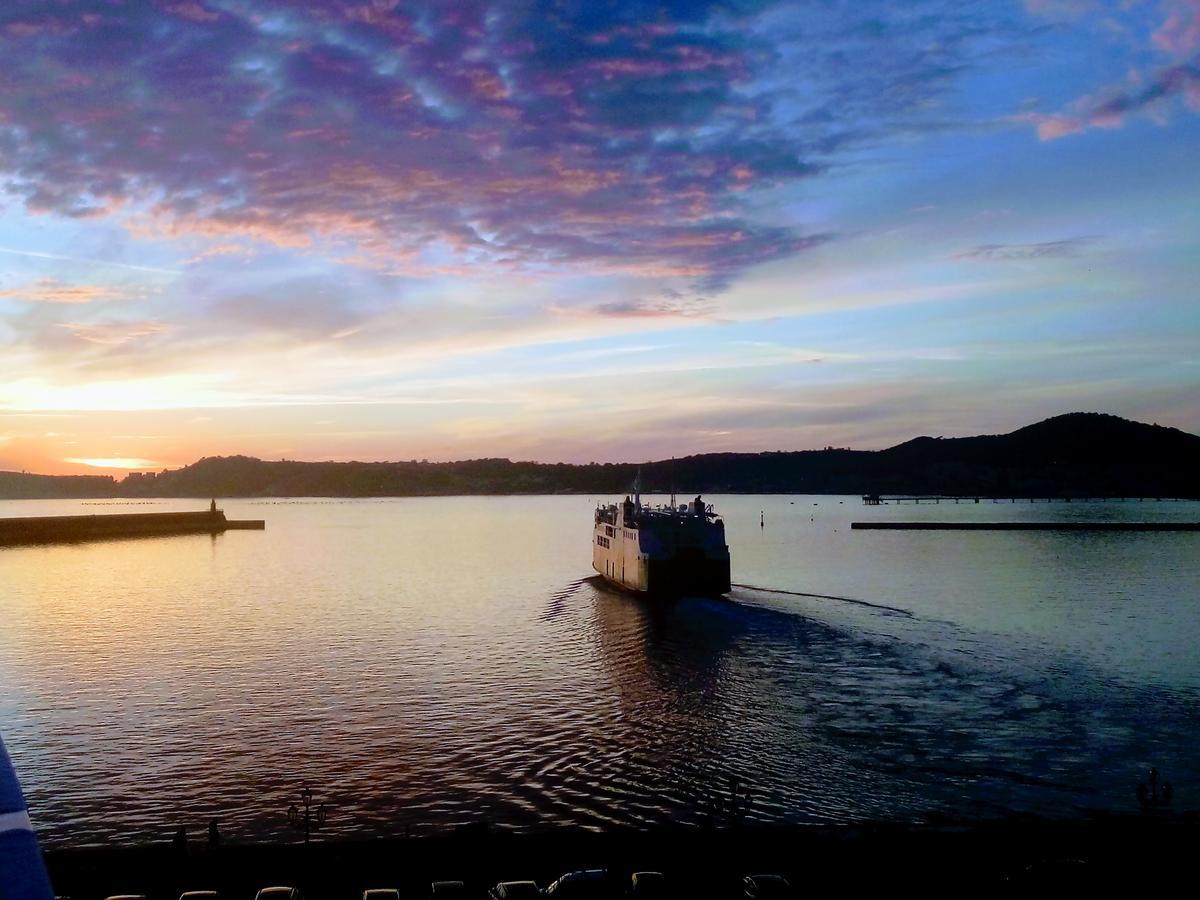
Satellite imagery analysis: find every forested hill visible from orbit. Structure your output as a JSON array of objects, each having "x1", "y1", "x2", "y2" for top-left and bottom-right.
[
  {"x1": 2, "y1": 413, "x2": 1198, "y2": 499},
  {"x1": 0, "y1": 470, "x2": 117, "y2": 499}
]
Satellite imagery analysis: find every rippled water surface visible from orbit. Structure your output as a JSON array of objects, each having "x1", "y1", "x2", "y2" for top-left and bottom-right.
[{"x1": 2, "y1": 495, "x2": 1198, "y2": 847}]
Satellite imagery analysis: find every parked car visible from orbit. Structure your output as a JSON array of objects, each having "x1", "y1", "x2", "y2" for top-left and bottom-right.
[
  {"x1": 543, "y1": 869, "x2": 609, "y2": 897},
  {"x1": 742, "y1": 875, "x2": 790, "y2": 899},
  {"x1": 362, "y1": 890, "x2": 400, "y2": 900},
  {"x1": 254, "y1": 888, "x2": 304, "y2": 900},
  {"x1": 179, "y1": 892, "x2": 221, "y2": 900},
  {"x1": 103, "y1": 895, "x2": 147, "y2": 900},
  {"x1": 488, "y1": 881, "x2": 542, "y2": 898},
  {"x1": 628, "y1": 872, "x2": 667, "y2": 897},
  {"x1": 431, "y1": 882, "x2": 467, "y2": 896}
]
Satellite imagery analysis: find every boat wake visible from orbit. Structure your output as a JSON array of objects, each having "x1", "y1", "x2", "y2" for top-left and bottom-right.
[
  {"x1": 539, "y1": 577, "x2": 593, "y2": 622},
  {"x1": 732, "y1": 582, "x2": 915, "y2": 618}
]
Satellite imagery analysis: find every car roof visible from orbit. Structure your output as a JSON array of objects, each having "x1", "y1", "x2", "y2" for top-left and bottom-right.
[
  {"x1": 745, "y1": 874, "x2": 791, "y2": 896},
  {"x1": 495, "y1": 883, "x2": 540, "y2": 897},
  {"x1": 556, "y1": 869, "x2": 607, "y2": 881}
]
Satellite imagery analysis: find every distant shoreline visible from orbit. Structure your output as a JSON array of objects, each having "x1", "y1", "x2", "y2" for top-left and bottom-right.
[{"x1": 3, "y1": 413, "x2": 1198, "y2": 500}]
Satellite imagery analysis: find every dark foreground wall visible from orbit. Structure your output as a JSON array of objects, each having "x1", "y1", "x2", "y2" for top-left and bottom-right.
[{"x1": 41, "y1": 817, "x2": 1199, "y2": 898}]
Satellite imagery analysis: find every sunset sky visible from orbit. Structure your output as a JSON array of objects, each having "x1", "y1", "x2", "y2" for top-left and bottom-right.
[{"x1": 0, "y1": 0, "x2": 1197, "y2": 475}]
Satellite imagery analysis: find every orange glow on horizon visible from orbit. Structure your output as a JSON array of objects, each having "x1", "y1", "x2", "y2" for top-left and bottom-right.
[{"x1": 63, "y1": 457, "x2": 164, "y2": 470}]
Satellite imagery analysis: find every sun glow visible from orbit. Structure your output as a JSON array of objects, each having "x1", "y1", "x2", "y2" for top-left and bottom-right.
[
  {"x1": 63, "y1": 457, "x2": 162, "y2": 470},
  {"x1": 1, "y1": 377, "x2": 225, "y2": 412}
]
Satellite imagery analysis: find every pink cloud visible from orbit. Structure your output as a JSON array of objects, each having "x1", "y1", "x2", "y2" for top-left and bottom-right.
[
  {"x1": 0, "y1": 1, "x2": 830, "y2": 294},
  {"x1": 1022, "y1": 55, "x2": 1200, "y2": 139},
  {"x1": 0, "y1": 278, "x2": 119, "y2": 304},
  {"x1": 56, "y1": 321, "x2": 170, "y2": 345},
  {"x1": 1153, "y1": 1, "x2": 1200, "y2": 55},
  {"x1": 1033, "y1": 114, "x2": 1084, "y2": 139}
]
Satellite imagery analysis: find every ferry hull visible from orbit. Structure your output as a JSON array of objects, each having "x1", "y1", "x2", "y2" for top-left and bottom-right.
[
  {"x1": 595, "y1": 557, "x2": 730, "y2": 597},
  {"x1": 645, "y1": 555, "x2": 731, "y2": 596}
]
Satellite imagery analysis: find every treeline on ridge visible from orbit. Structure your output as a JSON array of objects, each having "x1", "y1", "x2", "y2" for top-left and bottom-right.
[{"x1": 2, "y1": 413, "x2": 1198, "y2": 500}]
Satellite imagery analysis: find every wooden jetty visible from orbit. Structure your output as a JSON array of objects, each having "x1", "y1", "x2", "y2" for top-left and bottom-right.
[
  {"x1": 851, "y1": 521, "x2": 1200, "y2": 531},
  {"x1": 0, "y1": 507, "x2": 265, "y2": 546}
]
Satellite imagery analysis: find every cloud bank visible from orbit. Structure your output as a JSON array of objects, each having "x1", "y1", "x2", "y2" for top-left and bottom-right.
[{"x1": 0, "y1": 0, "x2": 840, "y2": 292}]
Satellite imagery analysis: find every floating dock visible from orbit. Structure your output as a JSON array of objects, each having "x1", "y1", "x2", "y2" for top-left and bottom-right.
[
  {"x1": 0, "y1": 508, "x2": 265, "y2": 546},
  {"x1": 851, "y1": 521, "x2": 1200, "y2": 531}
]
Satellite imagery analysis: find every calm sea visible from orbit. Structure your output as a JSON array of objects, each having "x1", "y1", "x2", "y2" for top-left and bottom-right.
[{"x1": 2, "y1": 495, "x2": 1197, "y2": 847}]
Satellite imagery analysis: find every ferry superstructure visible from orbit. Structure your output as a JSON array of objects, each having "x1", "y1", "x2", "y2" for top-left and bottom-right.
[{"x1": 593, "y1": 491, "x2": 731, "y2": 595}]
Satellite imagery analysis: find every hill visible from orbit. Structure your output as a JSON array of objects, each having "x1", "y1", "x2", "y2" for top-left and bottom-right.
[
  {"x1": 1, "y1": 413, "x2": 1197, "y2": 499},
  {"x1": 871, "y1": 413, "x2": 1200, "y2": 497},
  {"x1": 0, "y1": 470, "x2": 118, "y2": 500}
]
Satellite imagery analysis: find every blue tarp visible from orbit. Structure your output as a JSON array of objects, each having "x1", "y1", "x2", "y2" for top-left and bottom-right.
[{"x1": 0, "y1": 735, "x2": 53, "y2": 900}]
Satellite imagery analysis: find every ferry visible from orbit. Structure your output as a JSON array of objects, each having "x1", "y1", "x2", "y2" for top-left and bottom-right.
[{"x1": 592, "y1": 487, "x2": 731, "y2": 595}]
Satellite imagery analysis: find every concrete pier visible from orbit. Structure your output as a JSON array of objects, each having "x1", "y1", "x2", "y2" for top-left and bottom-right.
[
  {"x1": 862, "y1": 495, "x2": 1195, "y2": 505},
  {"x1": 0, "y1": 509, "x2": 265, "y2": 546},
  {"x1": 851, "y1": 521, "x2": 1200, "y2": 531}
]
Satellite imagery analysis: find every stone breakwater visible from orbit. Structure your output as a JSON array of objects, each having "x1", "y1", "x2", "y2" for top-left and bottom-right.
[{"x1": 0, "y1": 509, "x2": 264, "y2": 546}]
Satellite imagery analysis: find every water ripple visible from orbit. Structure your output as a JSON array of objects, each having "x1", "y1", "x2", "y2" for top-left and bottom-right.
[{"x1": 1, "y1": 496, "x2": 1197, "y2": 846}]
